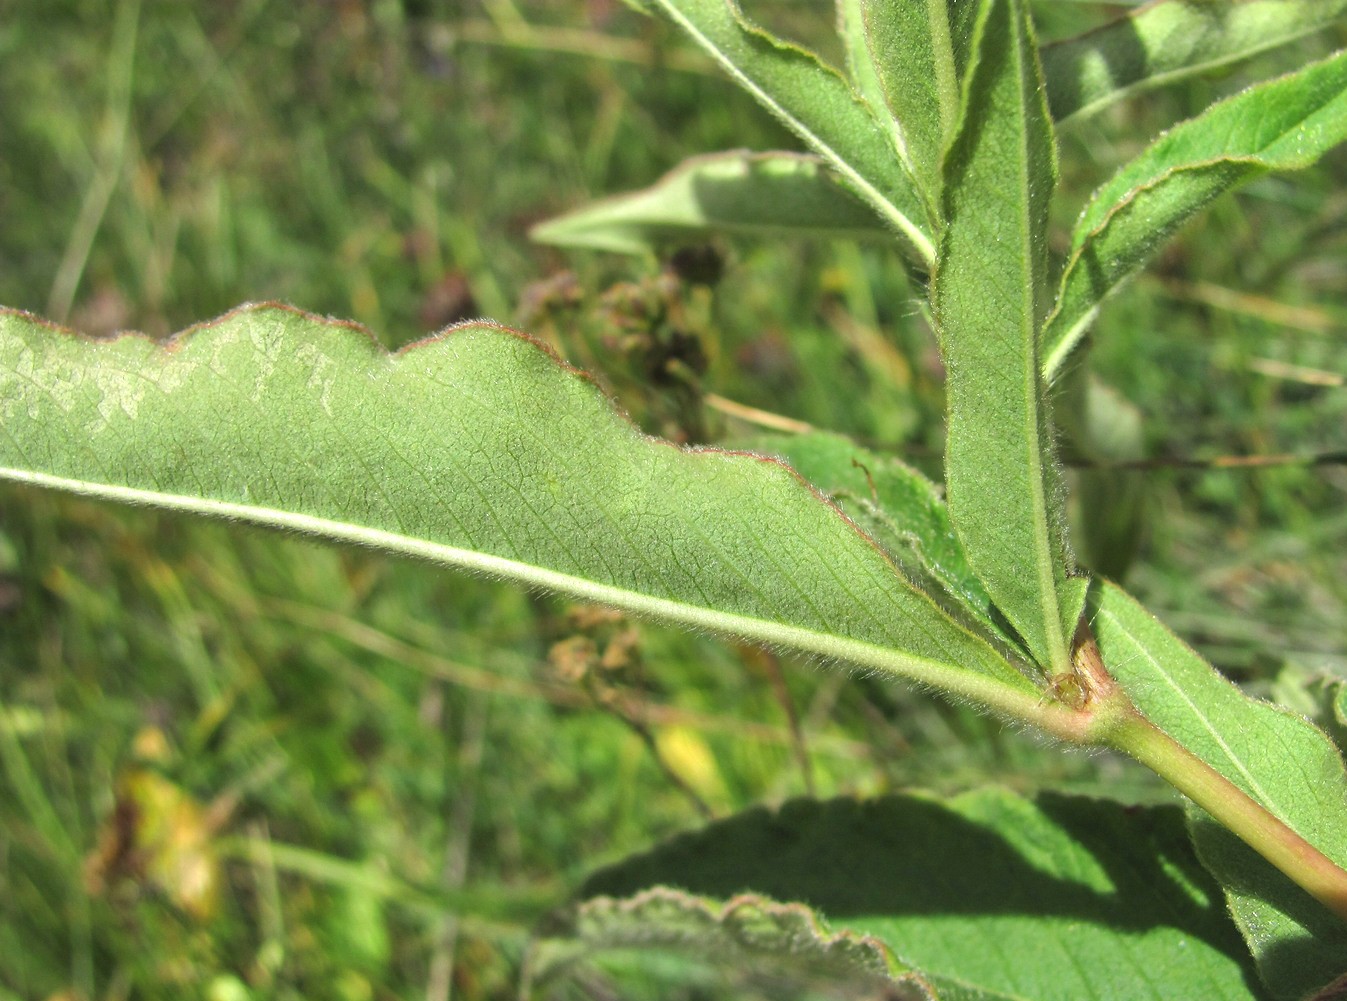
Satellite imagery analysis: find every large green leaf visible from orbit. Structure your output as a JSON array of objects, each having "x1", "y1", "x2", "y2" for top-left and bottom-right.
[
  {"x1": 1042, "y1": 49, "x2": 1347, "y2": 383},
  {"x1": 933, "y1": 0, "x2": 1084, "y2": 676},
  {"x1": 1042, "y1": 0, "x2": 1347, "y2": 123},
  {"x1": 528, "y1": 151, "x2": 887, "y2": 255},
  {"x1": 646, "y1": 0, "x2": 934, "y2": 263},
  {"x1": 857, "y1": 0, "x2": 976, "y2": 209},
  {"x1": 0, "y1": 304, "x2": 1049, "y2": 718},
  {"x1": 1090, "y1": 582, "x2": 1347, "y2": 1001},
  {"x1": 541, "y1": 790, "x2": 1261, "y2": 1000}
]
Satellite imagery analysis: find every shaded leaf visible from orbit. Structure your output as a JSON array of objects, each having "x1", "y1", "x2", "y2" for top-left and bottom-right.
[
  {"x1": 1042, "y1": 49, "x2": 1347, "y2": 382},
  {"x1": 569, "y1": 789, "x2": 1261, "y2": 1000},
  {"x1": 647, "y1": 0, "x2": 934, "y2": 263},
  {"x1": 1090, "y1": 582, "x2": 1347, "y2": 1001},
  {"x1": 525, "y1": 886, "x2": 932, "y2": 996},
  {"x1": 1043, "y1": 0, "x2": 1347, "y2": 122},
  {"x1": 529, "y1": 151, "x2": 887, "y2": 255},
  {"x1": 933, "y1": 0, "x2": 1084, "y2": 675},
  {"x1": 0, "y1": 304, "x2": 1043, "y2": 718}
]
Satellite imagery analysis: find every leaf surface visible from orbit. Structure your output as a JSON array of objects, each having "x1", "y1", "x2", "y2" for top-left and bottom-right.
[
  {"x1": 526, "y1": 886, "x2": 929, "y2": 995},
  {"x1": 555, "y1": 789, "x2": 1261, "y2": 1000},
  {"x1": 933, "y1": 0, "x2": 1084, "y2": 675},
  {"x1": 1043, "y1": 0, "x2": 1347, "y2": 122},
  {"x1": 0, "y1": 304, "x2": 1041, "y2": 714},
  {"x1": 1090, "y1": 582, "x2": 1347, "y2": 1001},
  {"x1": 529, "y1": 151, "x2": 886, "y2": 254},
  {"x1": 1042, "y1": 49, "x2": 1347, "y2": 382},
  {"x1": 833, "y1": 0, "x2": 907, "y2": 166},
  {"x1": 647, "y1": 0, "x2": 934, "y2": 263},
  {"x1": 742, "y1": 432, "x2": 1017, "y2": 653},
  {"x1": 858, "y1": 0, "x2": 975, "y2": 208}
]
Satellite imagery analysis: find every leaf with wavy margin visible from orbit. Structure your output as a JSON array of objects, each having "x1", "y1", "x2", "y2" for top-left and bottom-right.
[
  {"x1": 1042, "y1": 49, "x2": 1347, "y2": 383},
  {"x1": 524, "y1": 886, "x2": 936, "y2": 996},
  {"x1": 558, "y1": 789, "x2": 1261, "y2": 1000},
  {"x1": 0, "y1": 304, "x2": 1051, "y2": 721}
]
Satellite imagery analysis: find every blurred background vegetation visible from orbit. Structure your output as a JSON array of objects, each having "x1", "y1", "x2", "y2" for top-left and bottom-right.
[{"x1": 0, "y1": 1, "x2": 1344, "y2": 997}]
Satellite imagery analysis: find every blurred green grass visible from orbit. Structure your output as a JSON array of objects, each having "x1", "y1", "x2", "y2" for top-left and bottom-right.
[{"x1": 0, "y1": 1, "x2": 1344, "y2": 997}]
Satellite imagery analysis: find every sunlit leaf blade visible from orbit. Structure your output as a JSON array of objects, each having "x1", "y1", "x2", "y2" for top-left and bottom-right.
[
  {"x1": 0, "y1": 304, "x2": 1043, "y2": 713},
  {"x1": 741, "y1": 432, "x2": 1020, "y2": 654},
  {"x1": 529, "y1": 151, "x2": 887, "y2": 255},
  {"x1": 858, "y1": 0, "x2": 973, "y2": 209},
  {"x1": 1043, "y1": 0, "x2": 1347, "y2": 123},
  {"x1": 933, "y1": 0, "x2": 1084, "y2": 675},
  {"x1": 561, "y1": 790, "x2": 1261, "y2": 1000},
  {"x1": 1090, "y1": 582, "x2": 1347, "y2": 1000},
  {"x1": 1042, "y1": 49, "x2": 1347, "y2": 383},
  {"x1": 525, "y1": 887, "x2": 929, "y2": 995},
  {"x1": 647, "y1": 0, "x2": 934, "y2": 263}
]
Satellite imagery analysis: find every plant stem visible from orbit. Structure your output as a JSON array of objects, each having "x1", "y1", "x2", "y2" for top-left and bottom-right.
[{"x1": 1106, "y1": 708, "x2": 1347, "y2": 925}]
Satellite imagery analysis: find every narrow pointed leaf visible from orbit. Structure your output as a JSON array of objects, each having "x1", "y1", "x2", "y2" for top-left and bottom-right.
[
  {"x1": 933, "y1": 0, "x2": 1084, "y2": 675},
  {"x1": 561, "y1": 790, "x2": 1261, "y2": 1000},
  {"x1": 647, "y1": 0, "x2": 934, "y2": 263},
  {"x1": 1042, "y1": 50, "x2": 1347, "y2": 383},
  {"x1": 1043, "y1": 0, "x2": 1347, "y2": 123},
  {"x1": 0, "y1": 304, "x2": 1044, "y2": 716},
  {"x1": 1090, "y1": 582, "x2": 1347, "y2": 1000},
  {"x1": 858, "y1": 0, "x2": 975, "y2": 207},
  {"x1": 529, "y1": 151, "x2": 886, "y2": 255}
]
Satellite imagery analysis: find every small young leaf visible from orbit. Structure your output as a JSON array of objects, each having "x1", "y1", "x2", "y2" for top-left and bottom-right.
[
  {"x1": 1090, "y1": 582, "x2": 1347, "y2": 1000},
  {"x1": 0, "y1": 305, "x2": 1041, "y2": 717},
  {"x1": 1043, "y1": 0, "x2": 1347, "y2": 123},
  {"x1": 857, "y1": 0, "x2": 977, "y2": 209},
  {"x1": 1042, "y1": 49, "x2": 1347, "y2": 383},
  {"x1": 933, "y1": 0, "x2": 1085, "y2": 675},
  {"x1": 566, "y1": 790, "x2": 1261, "y2": 1000},
  {"x1": 529, "y1": 151, "x2": 887, "y2": 255},
  {"x1": 647, "y1": 0, "x2": 934, "y2": 263}
]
